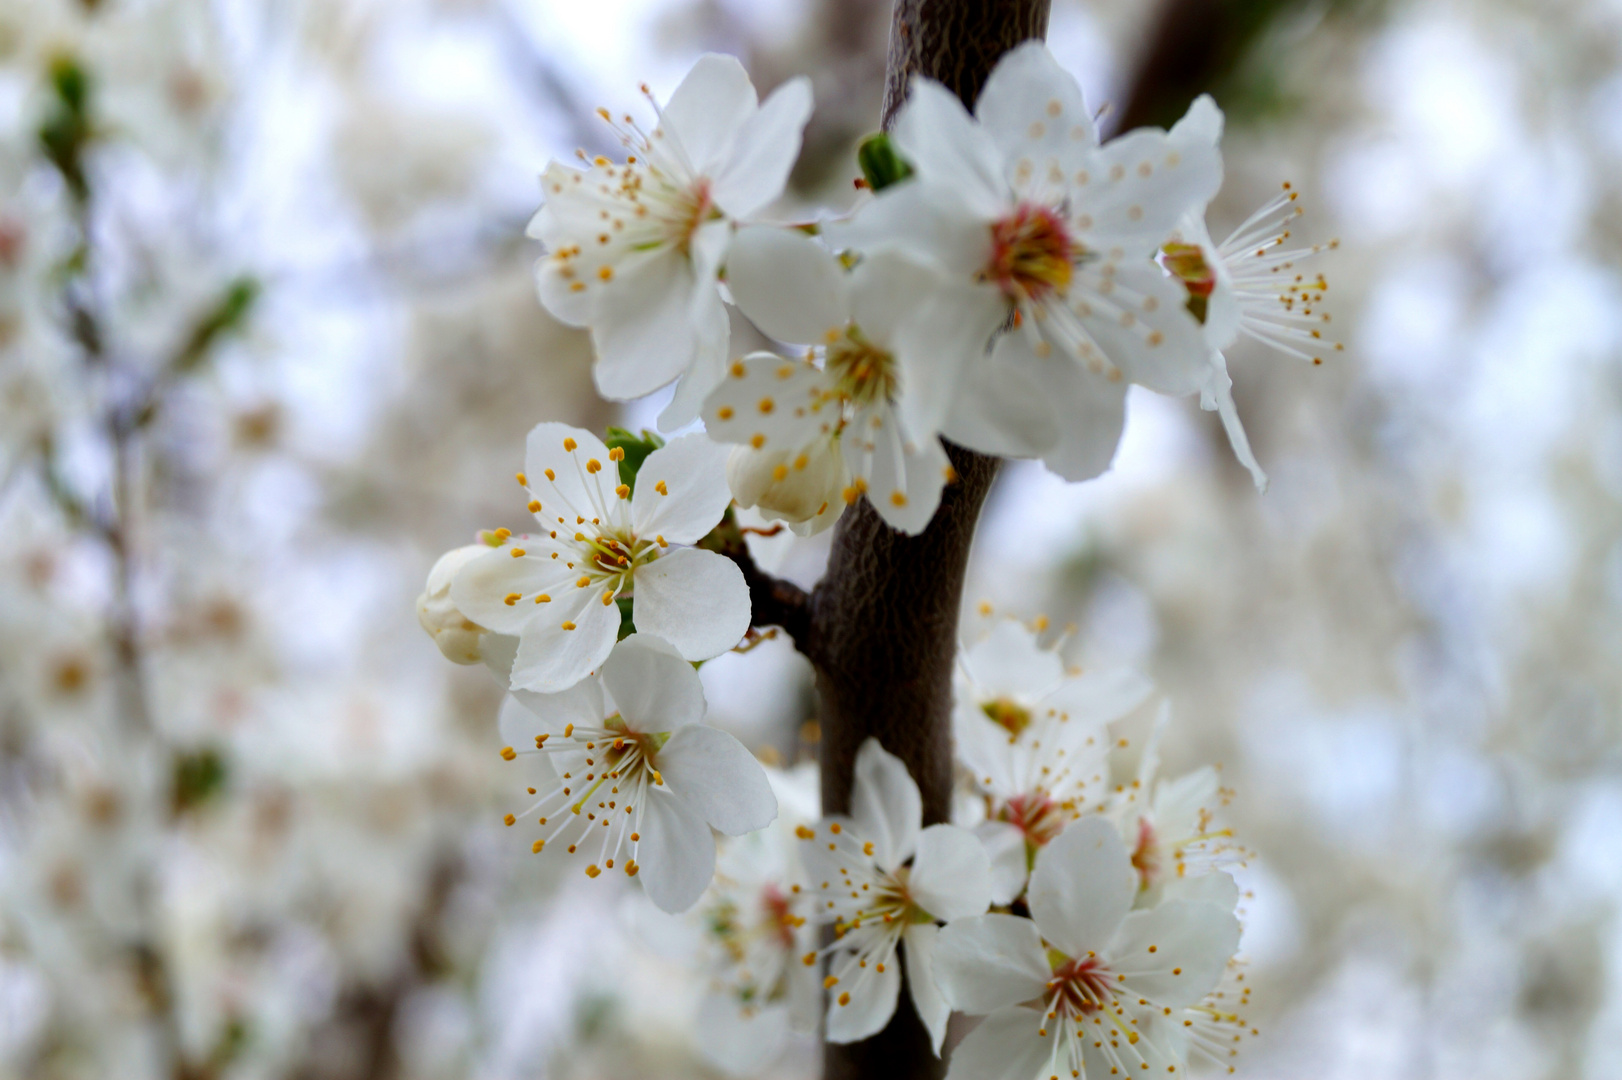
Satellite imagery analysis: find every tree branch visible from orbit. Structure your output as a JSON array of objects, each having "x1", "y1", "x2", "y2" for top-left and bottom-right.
[{"x1": 704, "y1": 514, "x2": 813, "y2": 651}]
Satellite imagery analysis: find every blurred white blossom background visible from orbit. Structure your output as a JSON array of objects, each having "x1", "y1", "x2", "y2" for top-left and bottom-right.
[{"x1": 1, "y1": 0, "x2": 1620, "y2": 1079}]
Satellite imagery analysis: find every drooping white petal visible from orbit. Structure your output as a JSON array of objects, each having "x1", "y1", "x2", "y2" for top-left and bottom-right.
[
  {"x1": 601, "y1": 633, "x2": 706, "y2": 732},
  {"x1": 450, "y1": 547, "x2": 576, "y2": 635},
  {"x1": 657, "y1": 725, "x2": 779, "y2": 836},
  {"x1": 504, "y1": 679, "x2": 607, "y2": 745},
  {"x1": 711, "y1": 76, "x2": 814, "y2": 218},
  {"x1": 1201, "y1": 353, "x2": 1268, "y2": 492},
  {"x1": 849, "y1": 738, "x2": 922, "y2": 872},
  {"x1": 943, "y1": 1006, "x2": 1056, "y2": 1080},
  {"x1": 974, "y1": 41, "x2": 1096, "y2": 182},
  {"x1": 908, "y1": 824, "x2": 992, "y2": 922},
  {"x1": 1108, "y1": 900, "x2": 1240, "y2": 1008},
  {"x1": 637, "y1": 785, "x2": 718, "y2": 914},
  {"x1": 941, "y1": 331, "x2": 1060, "y2": 458},
  {"x1": 933, "y1": 913, "x2": 1050, "y2": 1015},
  {"x1": 1027, "y1": 344, "x2": 1129, "y2": 483},
  {"x1": 696, "y1": 993, "x2": 789, "y2": 1077},
  {"x1": 964, "y1": 619, "x2": 1065, "y2": 697},
  {"x1": 631, "y1": 546, "x2": 750, "y2": 661},
  {"x1": 659, "y1": 53, "x2": 758, "y2": 177},
  {"x1": 903, "y1": 924, "x2": 950, "y2": 1055},
  {"x1": 524, "y1": 422, "x2": 620, "y2": 527},
  {"x1": 591, "y1": 248, "x2": 701, "y2": 400},
  {"x1": 509, "y1": 586, "x2": 621, "y2": 692},
  {"x1": 974, "y1": 820, "x2": 1031, "y2": 905},
  {"x1": 725, "y1": 226, "x2": 849, "y2": 343},
  {"x1": 703, "y1": 353, "x2": 832, "y2": 452},
  {"x1": 860, "y1": 423, "x2": 950, "y2": 536},
  {"x1": 629, "y1": 433, "x2": 734, "y2": 544},
  {"x1": 1027, "y1": 816, "x2": 1135, "y2": 958},
  {"x1": 892, "y1": 79, "x2": 1009, "y2": 219},
  {"x1": 825, "y1": 946, "x2": 902, "y2": 1044}
]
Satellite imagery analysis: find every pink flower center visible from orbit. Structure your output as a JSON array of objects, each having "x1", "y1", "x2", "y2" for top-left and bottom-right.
[
  {"x1": 983, "y1": 204, "x2": 1075, "y2": 301},
  {"x1": 1130, "y1": 816, "x2": 1160, "y2": 889},
  {"x1": 1047, "y1": 955, "x2": 1116, "y2": 1017},
  {"x1": 1000, "y1": 792, "x2": 1067, "y2": 848}
]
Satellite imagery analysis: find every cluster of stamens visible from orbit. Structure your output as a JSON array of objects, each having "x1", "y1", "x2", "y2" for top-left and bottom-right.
[
  {"x1": 823, "y1": 326, "x2": 899, "y2": 410},
  {"x1": 1037, "y1": 946, "x2": 1191, "y2": 1077},
  {"x1": 1212, "y1": 182, "x2": 1341, "y2": 366},
  {"x1": 499, "y1": 714, "x2": 672, "y2": 879},
  {"x1": 983, "y1": 204, "x2": 1078, "y2": 302},
  {"x1": 795, "y1": 821, "x2": 923, "y2": 1010}
]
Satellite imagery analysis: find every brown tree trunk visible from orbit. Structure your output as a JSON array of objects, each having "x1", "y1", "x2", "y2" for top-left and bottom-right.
[{"x1": 810, "y1": 4, "x2": 1051, "y2": 1079}]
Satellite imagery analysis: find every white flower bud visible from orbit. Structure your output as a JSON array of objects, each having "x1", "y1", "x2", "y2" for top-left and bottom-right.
[
  {"x1": 725, "y1": 438, "x2": 846, "y2": 536},
  {"x1": 416, "y1": 544, "x2": 493, "y2": 664}
]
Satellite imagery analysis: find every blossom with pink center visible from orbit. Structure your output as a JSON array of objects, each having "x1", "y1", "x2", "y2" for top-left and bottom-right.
[{"x1": 932, "y1": 818, "x2": 1241, "y2": 1080}]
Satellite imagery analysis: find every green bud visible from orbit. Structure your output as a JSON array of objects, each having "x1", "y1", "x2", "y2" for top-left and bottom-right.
[{"x1": 857, "y1": 132, "x2": 914, "y2": 192}]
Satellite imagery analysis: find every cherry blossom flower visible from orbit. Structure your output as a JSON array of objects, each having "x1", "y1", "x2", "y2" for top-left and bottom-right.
[
  {"x1": 932, "y1": 817, "x2": 1240, "y2": 1080},
  {"x1": 496, "y1": 633, "x2": 777, "y2": 913},
  {"x1": 724, "y1": 432, "x2": 848, "y2": 537},
  {"x1": 952, "y1": 619, "x2": 1151, "y2": 902},
  {"x1": 688, "y1": 770, "x2": 821, "y2": 1075},
  {"x1": 528, "y1": 56, "x2": 812, "y2": 427},
  {"x1": 451, "y1": 422, "x2": 749, "y2": 693},
  {"x1": 796, "y1": 739, "x2": 991, "y2": 1051},
  {"x1": 416, "y1": 544, "x2": 495, "y2": 665},
  {"x1": 1105, "y1": 706, "x2": 1249, "y2": 906},
  {"x1": 705, "y1": 228, "x2": 976, "y2": 534},
  {"x1": 1160, "y1": 175, "x2": 1340, "y2": 492},
  {"x1": 831, "y1": 43, "x2": 1222, "y2": 482}
]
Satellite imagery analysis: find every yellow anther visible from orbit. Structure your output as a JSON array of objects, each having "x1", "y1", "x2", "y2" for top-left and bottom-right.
[
  {"x1": 829, "y1": 823, "x2": 842, "y2": 834},
  {"x1": 838, "y1": 992, "x2": 851, "y2": 1006},
  {"x1": 655, "y1": 480, "x2": 668, "y2": 495},
  {"x1": 563, "y1": 438, "x2": 577, "y2": 451},
  {"x1": 500, "y1": 746, "x2": 517, "y2": 761},
  {"x1": 803, "y1": 952, "x2": 817, "y2": 965},
  {"x1": 609, "y1": 447, "x2": 625, "y2": 461},
  {"x1": 564, "y1": 724, "x2": 574, "y2": 737},
  {"x1": 503, "y1": 814, "x2": 516, "y2": 826},
  {"x1": 750, "y1": 434, "x2": 766, "y2": 449},
  {"x1": 717, "y1": 405, "x2": 734, "y2": 420},
  {"x1": 601, "y1": 590, "x2": 614, "y2": 606},
  {"x1": 796, "y1": 825, "x2": 815, "y2": 839},
  {"x1": 758, "y1": 397, "x2": 774, "y2": 413},
  {"x1": 586, "y1": 864, "x2": 601, "y2": 878},
  {"x1": 863, "y1": 841, "x2": 874, "y2": 856},
  {"x1": 516, "y1": 472, "x2": 528, "y2": 486},
  {"x1": 656, "y1": 535, "x2": 668, "y2": 547},
  {"x1": 630, "y1": 831, "x2": 639, "y2": 841},
  {"x1": 494, "y1": 527, "x2": 512, "y2": 540},
  {"x1": 598, "y1": 266, "x2": 613, "y2": 281},
  {"x1": 528, "y1": 500, "x2": 541, "y2": 513},
  {"x1": 625, "y1": 861, "x2": 639, "y2": 877},
  {"x1": 615, "y1": 484, "x2": 630, "y2": 499},
  {"x1": 793, "y1": 454, "x2": 809, "y2": 470},
  {"x1": 773, "y1": 464, "x2": 789, "y2": 481},
  {"x1": 535, "y1": 594, "x2": 550, "y2": 603},
  {"x1": 824, "y1": 976, "x2": 839, "y2": 989},
  {"x1": 561, "y1": 621, "x2": 577, "y2": 631},
  {"x1": 504, "y1": 593, "x2": 520, "y2": 606},
  {"x1": 532, "y1": 839, "x2": 545, "y2": 853},
  {"x1": 545, "y1": 468, "x2": 556, "y2": 481},
  {"x1": 577, "y1": 576, "x2": 591, "y2": 587},
  {"x1": 511, "y1": 548, "x2": 526, "y2": 558},
  {"x1": 586, "y1": 459, "x2": 602, "y2": 473},
  {"x1": 890, "y1": 491, "x2": 907, "y2": 507}
]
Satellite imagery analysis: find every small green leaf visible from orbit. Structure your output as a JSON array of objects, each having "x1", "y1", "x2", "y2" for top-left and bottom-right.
[
  {"x1": 171, "y1": 746, "x2": 229, "y2": 814},
  {"x1": 857, "y1": 133, "x2": 914, "y2": 192},
  {"x1": 603, "y1": 427, "x2": 664, "y2": 492},
  {"x1": 616, "y1": 596, "x2": 636, "y2": 641}
]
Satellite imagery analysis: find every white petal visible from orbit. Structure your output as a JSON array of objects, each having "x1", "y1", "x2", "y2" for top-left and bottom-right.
[
  {"x1": 1071, "y1": 116, "x2": 1222, "y2": 254},
  {"x1": 1072, "y1": 259, "x2": 1209, "y2": 396},
  {"x1": 933, "y1": 914, "x2": 1050, "y2": 1015},
  {"x1": 636, "y1": 785, "x2": 717, "y2": 913},
  {"x1": 908, "y1": 825, "x2": 991, "y2": 922},
  {"x1": 509, "y1": 585, "x2": 621, "y2": 693},
  {"x1": 1153, "y1": 766, "x2": 1221, "y2": 839},
  {"x1": 525, "y1": 422, "x2": 622, "y2": 525},
  {"x1": 1202, "y1": 353, "x2": 1268, "y2": 492},
  {"x1": 711, "y1": 76, "x2": 814, "y2": 218},
  {"x1": 480, "y1": 633, "x2": 519, "y2": 687},
  {"x1": 726, "y1": 226, "x2": 849, "y2": 343},
  {"x1": 825, "y1": 944, "x2": 902, "y2": 1043},
  {"x1": 504, "y1": 680, "x2": 606, "y2": 746},
  {"x1": 1173, "y1": 93, "x2": 1224, "y2": 149},
  {"x1": 1029, "y1": 344, "x2": 1129, "y2": 482},
  {"x1": 847, "y1": 249, "x2": 940, "y2": 349},
  {"x1": 952, "y1": 708, "x2": 1017, "y2": 799},
  {"x1": 660, "y1": 53, "x2": 758, "y2": 176},
  {"x1": 859, "y1": 422, "x2": 950, "y2": 536},
  {"x1": 903, "y1": 924, "x2": 950, "y2": 1055},
  {"x1": 887, "y1": 281, "x2": 1006, "y2": 443},
  {"x1": 1107, "y1": 900, "x2": 1240, "y2": 1008},
  {"x1": 943, "y1": 1006, "x2": 1055, "y2": 1080},
  {"x1": 1027, "y1": 816, "x2": 1134, "y2": 957},
  {"x1": 702, "y1": 352, "x2": 831, "y2": 452},
  {"x1": 658, "y1": 299, "x2": 730, "y2": 431},
  {"x1": 975, "y1": 42, "x2": 1096, "y2": 181},
  {"x1": 657, "y1": 725, "x2": 778, "y2": 836},
  {"x1": 975, "y1": 821, "x2": 1031, "y2": 905},
  {"x1": 1161, "y1": 871, "x2": 1240, "y2": 913},
  {"x1": 1040, "y1": 666, "x2": 1153, "y2": 726},
  {"x1": 850, "y1": 738, "x2": 922, "y2": 872},
  {"x1": 826, "y1": 180, "x2": 993, "y2": 276},
  {"x1": 892, "y1": 79, "x2": 1008, "y2": 219},
  {"x1": 601, "y1": 633, "x2": 706, "y2": 731},
  {"x1": 630, "y1": 433, "x2": 734, "y2": 544},
  {"x1": 631, "y1": 547, "x2": 751, "y2": 661},
  {"x1": 964, "y1": 620, "x2": 1064, "y2": 697},
  {"x1": 696, "y1": 994, "x2": 789, "y2": 1077},
  {"x1": 450, "y1": 547, "x2": 575, "y2": 635},
  {"x1": 940, "y1": 331, "x2": 1060, "y2": 458},
  {"x1": 592, "y1": 249, "x2": 701, "y2": 400}
]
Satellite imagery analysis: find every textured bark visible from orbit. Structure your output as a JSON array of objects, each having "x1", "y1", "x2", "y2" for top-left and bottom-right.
[{"x1": 814, "y1": 4, "x2": 1051, "y2": 1079}]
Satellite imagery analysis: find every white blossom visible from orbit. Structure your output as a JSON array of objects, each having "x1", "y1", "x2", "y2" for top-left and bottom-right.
[
  {"x1": 528, "y1": 55, "x2": 812, "y2": 427},
  {"x1": 932, "y1": 818, "x2": 1240, "y2": 1080},
  {"x1": 416, "y1": 544, "x2": 496, "y2": 665},
  {"x1": 451, "y1": 423, "x2": 750, "y2": 693},
  {"x1": 705, "y1": 228, "x2": 971, "y2": 534},
  {"x1": 796, "y1": 739, "x2": 991, "y2": 1052},
  {"x1": 724, "y1": 434, "x2": 848, "y2": 537},
  {"x1": 953, "y1": 619, "x2": 1151, "y2": 902},
  {"x1": 497, "y1": 633, "x2": 778, "y2": 914},
  {"x1": 831, "y1": 43, "x2": 1222, "y2": 482}
]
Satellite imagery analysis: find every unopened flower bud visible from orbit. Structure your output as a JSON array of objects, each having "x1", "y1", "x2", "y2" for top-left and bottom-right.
[
  {"x1": 417, "y1": 544, "x2": 492, "y2": 664},
  {"x1": 726, "y1": 438, "x2": 846, "y2": 536}
]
